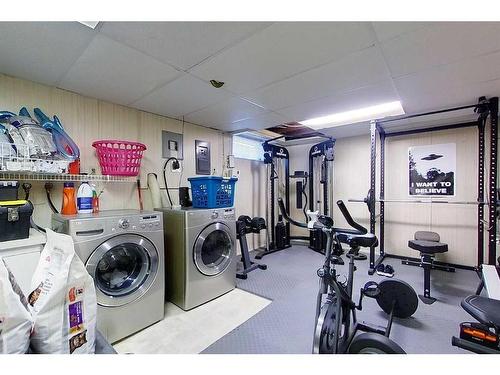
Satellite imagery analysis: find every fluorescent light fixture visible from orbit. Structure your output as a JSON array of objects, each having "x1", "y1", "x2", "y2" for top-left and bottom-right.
[
  {"x1": 78, "y1": 21, "x2": 100, "y2": 29},
  {"x1": 300, "y1": 101, "x2": 405, "y2": 129}
]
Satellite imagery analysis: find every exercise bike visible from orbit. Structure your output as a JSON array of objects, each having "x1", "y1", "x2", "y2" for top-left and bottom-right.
[
  {"x1": 277, "y1": 198, "x2": 418, "y2": 354},
  {"x1": 451, "y1": 296, "x2": 500, "y2": 353}
]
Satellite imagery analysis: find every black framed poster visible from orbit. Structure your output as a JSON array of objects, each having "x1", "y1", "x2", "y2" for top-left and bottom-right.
[{"x1": 408, "y1": 143, "x2": 456, "y2": 196}]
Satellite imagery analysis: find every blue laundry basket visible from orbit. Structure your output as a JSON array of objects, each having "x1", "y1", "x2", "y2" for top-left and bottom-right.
[{"x1": 188, "y1": 176, "x2": 238, "y2": 209}]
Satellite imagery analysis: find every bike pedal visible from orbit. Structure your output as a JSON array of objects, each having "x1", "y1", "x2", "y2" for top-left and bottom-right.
[
  {"x1": 331, "y1": 256, "x2": 344, "y2": 265},
  {"x1": 362, "y1": 281, "x2": 380, "y2": 298}
]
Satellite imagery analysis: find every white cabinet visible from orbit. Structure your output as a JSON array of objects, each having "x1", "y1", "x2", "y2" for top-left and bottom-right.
[{"x1": 0, "y1": 229, "x2": 46, "y2": 295}]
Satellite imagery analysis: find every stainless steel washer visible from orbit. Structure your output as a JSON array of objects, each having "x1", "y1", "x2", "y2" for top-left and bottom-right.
[
  {"x1": 52, "y1": 210, "x2": 165, "y2": 343},
  {"x1": 157, "y1": 207, "x2": 236, "y2": 310}
]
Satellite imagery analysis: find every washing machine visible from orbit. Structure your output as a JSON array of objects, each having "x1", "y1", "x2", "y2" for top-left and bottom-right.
[
  {"x1": 52, "y1": 210, "x2": 165, "y2": 343},
  {"x1": 158, "y1": 206, "x2": 236, "y2": 310}
]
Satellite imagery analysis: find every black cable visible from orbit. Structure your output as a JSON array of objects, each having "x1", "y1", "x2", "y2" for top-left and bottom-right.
[
  {"x1": 44, "y1": 182, "x2": 59, "y2": 214},
  {"x1": 30, "y1": 216, "x2": 46, "y2": 233},
  {"x1": 302, "y1": 177, "x2": 308, "y2": 223},
  {"x1": 163, "y1": 157, "x2": 180, "y2": 207},
  {"x1": 22, "y1": 183, "x2": 32, "y2": 200}
]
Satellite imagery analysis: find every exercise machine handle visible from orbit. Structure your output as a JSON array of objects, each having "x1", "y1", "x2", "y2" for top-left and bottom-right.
[
  {"x1": 336, "y1": 200, "x2": 367, "y2": 234},
  {"x1": 277, "y1": 198, "x2": 308, "y2": 228}
]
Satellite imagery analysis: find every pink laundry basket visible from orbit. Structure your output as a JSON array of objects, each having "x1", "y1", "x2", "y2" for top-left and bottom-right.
[{"x1": 92, "y1": 140, "x2": 146, "y2": 176}]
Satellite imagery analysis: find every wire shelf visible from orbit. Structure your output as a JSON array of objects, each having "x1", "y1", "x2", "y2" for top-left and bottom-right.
[{"x1": 0, "y1": 170, "x2": 134, "y2": 183}]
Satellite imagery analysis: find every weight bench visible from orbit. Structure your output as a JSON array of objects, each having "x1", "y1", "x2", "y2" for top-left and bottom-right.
[{"x1": 404, "y1": 231, "x2": 455, "y2": 305}]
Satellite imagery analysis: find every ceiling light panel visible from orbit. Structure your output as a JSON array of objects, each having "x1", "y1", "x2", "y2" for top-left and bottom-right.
[{"x1": 301, "y1": 101, "x2": 405, "y2": 129}]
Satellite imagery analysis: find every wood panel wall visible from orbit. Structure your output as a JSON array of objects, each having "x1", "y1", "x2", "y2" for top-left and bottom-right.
[{"x1": 0, "y1": 73, "x2": 235, "y2": 227}]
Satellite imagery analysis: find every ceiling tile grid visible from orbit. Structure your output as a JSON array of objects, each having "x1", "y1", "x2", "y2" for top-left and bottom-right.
[
  {"x1": 1, "y1": 21, "x2": 500, "y2": 137},
  {"x1": 241, "y1": 45, "x2": 391, "y2": 111},
  {"x1": 132, "y1": 73, "x2": 233, "y2": 118},
  {"x1": 274, "y1": 79, "x2": 400, "y2": 122},
  {"x1": 0, "y1": 22, "x2": 96, "y2": 87},
  {"x1": 58, "y1": 34, "x2": 182, "y2": 106},
  {"x1": 99, "y1": 22, "x2": 272, "y2": 71},
  {"x1": 184, "y1": 97, "x2": 267, "y2": 128},
  {"x1": 188, "y1": 22, "x2": 377, "y2": 94},
  {"x1": 380, "y1": 22, "x2": 500, "y2": 78}
]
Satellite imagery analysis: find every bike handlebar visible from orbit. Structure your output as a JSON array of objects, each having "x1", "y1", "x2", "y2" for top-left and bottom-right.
[{"x1": 336, "y1": 200, "x2": 367, "y2": 234}]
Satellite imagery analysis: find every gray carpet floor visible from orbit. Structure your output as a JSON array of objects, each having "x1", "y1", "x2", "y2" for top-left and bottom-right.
[{"x1": 202, "y1": 245, "x2": 480, "y2": 354}]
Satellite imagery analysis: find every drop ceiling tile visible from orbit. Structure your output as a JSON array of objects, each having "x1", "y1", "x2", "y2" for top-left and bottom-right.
[
  {"x1": 275, "y1": 80, "x2": 400, "y2": 123},
  {"x1": 396, "y1": 77, "x2": 500, "y2": 114},
  {"x1": 99, "y1": 22, "x2": 272, "y2": 70},
  {"x1": 185, "y1": 97, "x2": 267, "y2": 129},
  {"x1": 381, "y1": 22, "x2": 500, "y2": 78},
  {"x1": 320, "y1": 122, "x2": 372, "y2": 138},
  {"x1": 371, "y1": 22, "x2": 435, "y2": 42},
  {"x1": 0, "y1": 22, "x2": 95, "y2": 86},
  {"x1": 132, "y1": 74, "x2": 232, "y2": 118},
  {"x1": 59, "y1": 35, "x2": 181, "y2": 106},
  {"x1": 242, "y1": 46, "x2": 390, "y2": 111},
  {"x1": 219, "y1": 111, "x2": 288, "y2": 132},
  {"x1": 190, "y1": 22, "x2": 376, "y2": 94},
  {"x1": 394, "y1": 51, "x2": 500, "y2": 112}
]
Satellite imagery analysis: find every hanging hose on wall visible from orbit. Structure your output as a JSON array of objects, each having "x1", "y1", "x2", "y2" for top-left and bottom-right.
[
  {"x1": 45, "y1": 182, "x2": 59, "y2": 214},
  {"x1": 163, "y1": 157, "x2": 181, "y2": 207},
  {"x1": 20, "y1": 182, "x2": 46, "y2": 233}
]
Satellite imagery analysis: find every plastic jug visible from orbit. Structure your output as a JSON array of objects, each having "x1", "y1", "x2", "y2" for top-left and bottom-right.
[
  {"x1": 77, "y1": 182, "x2": 94, "y2": 214},
  {"x1": 61, "y1": 182, "x2": 77, "y2": 215}
]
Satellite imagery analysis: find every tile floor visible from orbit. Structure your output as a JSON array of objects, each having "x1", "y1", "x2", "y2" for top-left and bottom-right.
[{"x1": 112, "y1": 288, "x2": 270, "y2": 354}]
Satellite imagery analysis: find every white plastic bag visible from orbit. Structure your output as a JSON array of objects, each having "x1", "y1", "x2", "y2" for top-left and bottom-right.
[
  {"x1": 0, "y1": 258, "x2": 33, "y2": 354},
  {"x1": 29, "y1": 229, "x2": 97, "y2": 354}
]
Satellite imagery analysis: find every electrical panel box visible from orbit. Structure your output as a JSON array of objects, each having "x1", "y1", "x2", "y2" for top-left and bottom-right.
[
  {"x1": 162, "y1": 131, "x2": 183, "y2": 159},
  {"x1": 195, "y1": 140, "x2": 211, "y2": 175}
]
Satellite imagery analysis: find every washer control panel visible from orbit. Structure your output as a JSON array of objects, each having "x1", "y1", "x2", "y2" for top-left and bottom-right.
[
  {"x1": 223, "y1": 208, "x2": 235, "y2": 220},
  {"x1": 138, "y1": 214, "x2": 162, "y2": 230}
]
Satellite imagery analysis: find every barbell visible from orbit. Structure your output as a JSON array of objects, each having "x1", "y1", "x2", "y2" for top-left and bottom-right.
[{"x1": 349, "y1": 189, "x2": 487, "y2": 214}]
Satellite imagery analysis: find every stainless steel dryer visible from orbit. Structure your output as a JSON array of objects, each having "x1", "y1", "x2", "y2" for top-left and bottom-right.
[
  {"x1": 158, "y1": 207, "x2": 236, "y2": 310},
  {"x1": 52, "y1": 210, "x2": 165, "y2": 343}
]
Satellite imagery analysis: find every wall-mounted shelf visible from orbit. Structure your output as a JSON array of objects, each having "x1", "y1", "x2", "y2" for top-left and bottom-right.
[{"x1": 0, "y1": 170, "x2": 134, "y2": 183}]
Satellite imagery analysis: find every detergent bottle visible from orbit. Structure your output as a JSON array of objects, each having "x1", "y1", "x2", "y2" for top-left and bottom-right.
[
  {"x1": 77, "y1": 182, "x2": 94, "y2": 214},
  {"x1": 61, "y1": 182, "x2": 77, "y2": 215}
]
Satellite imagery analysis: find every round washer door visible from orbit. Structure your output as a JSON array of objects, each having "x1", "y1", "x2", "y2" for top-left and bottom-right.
[
  {"x1": 193, "y1": 222, "x2": 234, "y2": 276},
  {"x1": 86, "y1": 234, "x2": 159, "y2": 307}
]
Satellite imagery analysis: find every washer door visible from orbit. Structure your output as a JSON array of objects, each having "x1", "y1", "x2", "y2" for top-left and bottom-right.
[
  {"x1": 193, "y1": 222, "x2": 234, "y2": 276},
  {"x1": 86, "y1": 234, "x2": 159, "y2": 307}
]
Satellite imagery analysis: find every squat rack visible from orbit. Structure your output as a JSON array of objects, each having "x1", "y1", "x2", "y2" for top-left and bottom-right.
[{"x1": 363, "y1": 96, "x2": 498, "y2": 275}]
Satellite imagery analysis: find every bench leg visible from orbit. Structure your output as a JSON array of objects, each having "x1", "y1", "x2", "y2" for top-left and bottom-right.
[{"x1": 419, "y1": 254, "x2": 437, "y2": 305}]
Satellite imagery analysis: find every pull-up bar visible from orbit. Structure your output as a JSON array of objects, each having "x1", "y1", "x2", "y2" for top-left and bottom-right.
[
  {"x1": 376, "y1": 100, "x2": 489, "y2": 125},
  {"x1": 349, "y1": 197, "x2": 484, "y2": 205}
]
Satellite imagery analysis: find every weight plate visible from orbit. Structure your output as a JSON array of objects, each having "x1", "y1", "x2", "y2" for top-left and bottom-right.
[{"x1": 376, "y1": 279, "x2": 418, "y2": 318}]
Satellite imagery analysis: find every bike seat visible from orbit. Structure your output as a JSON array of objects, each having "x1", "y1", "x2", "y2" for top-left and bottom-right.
[
  {"x1": 462, "y1": 295, "x2": 500, "y2": 328},
  {"x1": 336, "y1": 232, "x2": 378, "y2": 248}
]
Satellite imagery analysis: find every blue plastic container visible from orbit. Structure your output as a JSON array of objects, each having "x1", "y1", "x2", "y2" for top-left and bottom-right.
[{"x1": 188, "y1": 176, "x2": 238, "y2": 209}]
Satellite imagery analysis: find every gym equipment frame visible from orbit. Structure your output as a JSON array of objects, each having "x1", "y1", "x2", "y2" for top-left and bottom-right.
[
  {"x1": 255, "y1": 140, "x2": 291, "y2": 258},
  {"x1": 309, "y1": 138, "x2": 336, "y2": 253},
  {"x1": 359, "y1": 96, "x2": 498, "y2": 275}
]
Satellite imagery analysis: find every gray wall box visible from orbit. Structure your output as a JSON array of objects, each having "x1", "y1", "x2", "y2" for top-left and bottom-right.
[
  {"x1": 162, "y1": 131, "x2": 183, "y2": 159},
  {"x1": 195, "y1": 140, "x2": 211, "y2": 175}
]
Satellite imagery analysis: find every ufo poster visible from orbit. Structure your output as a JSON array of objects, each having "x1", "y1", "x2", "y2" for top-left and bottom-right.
[{"x1": 408, "y1": 143, "x2": 456, "y2": 196}]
